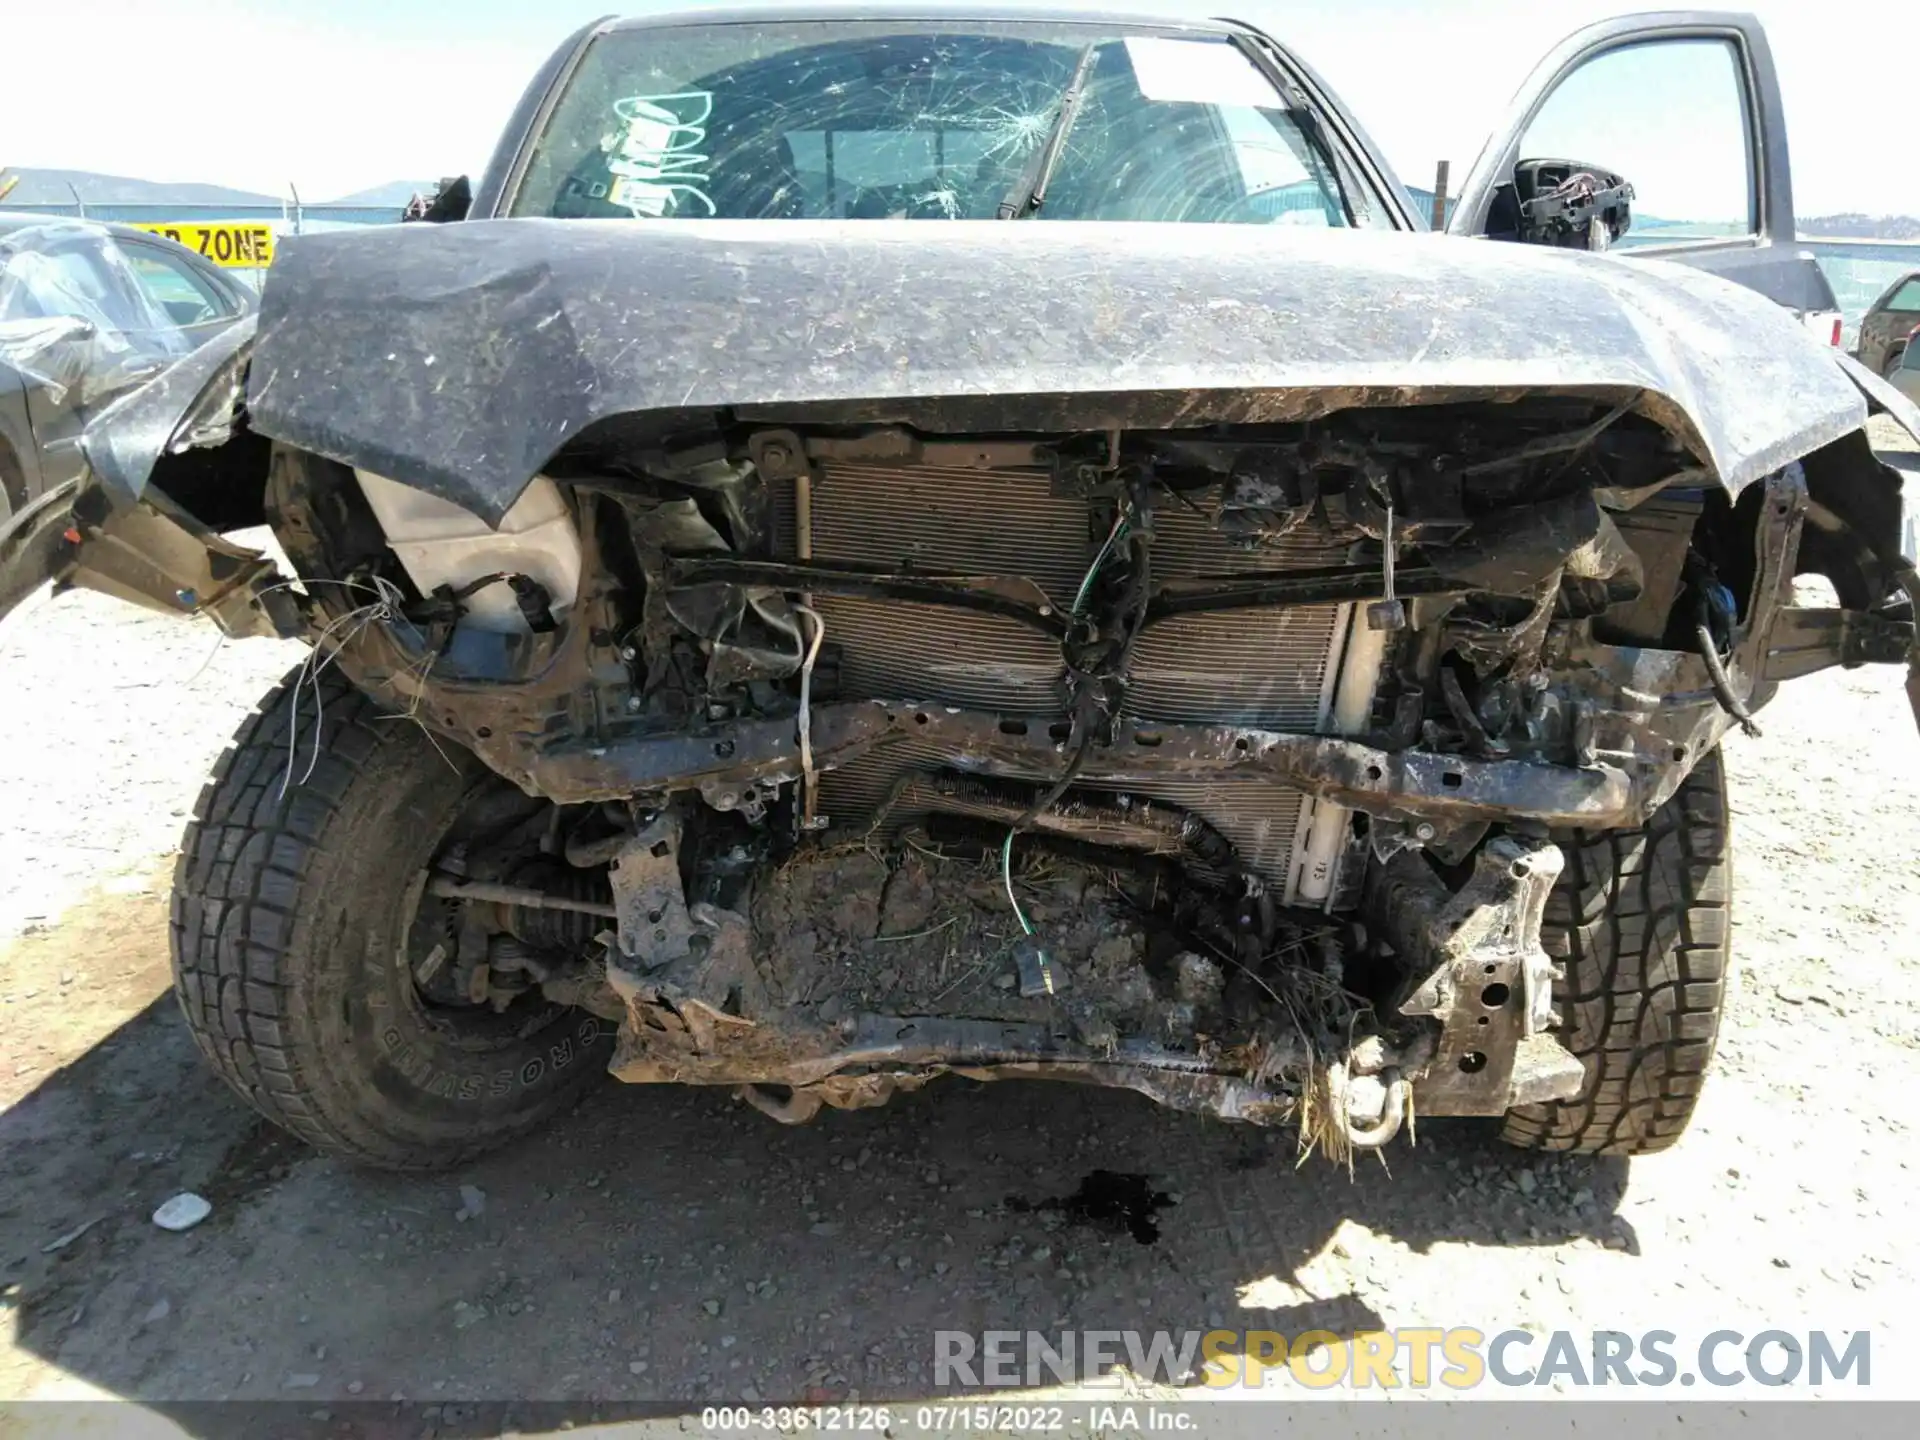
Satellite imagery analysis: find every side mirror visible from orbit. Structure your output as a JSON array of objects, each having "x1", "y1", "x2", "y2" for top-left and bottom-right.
[
  {"x1": 403, "y1": 176, "x2": 473, "y2": 224},
  {"x1": 1506, "y1": 159, "x2": 1633, "y2": 250}
]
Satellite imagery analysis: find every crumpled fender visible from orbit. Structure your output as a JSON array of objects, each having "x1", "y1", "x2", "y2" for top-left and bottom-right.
[
  {"x1": 0, "y1": 468, "x2": 295, "y2": 638},
  {"x1": 1836, "y1": 350, "x2": 1920, "y2": 449},
  {"x1": 0, "y1": 322, "x2": 290, "y2": 633},
  {"x1": 80, "y1": 315, "x2": 256, "y2": 507}
]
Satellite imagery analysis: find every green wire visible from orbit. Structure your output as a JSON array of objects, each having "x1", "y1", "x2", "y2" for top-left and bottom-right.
[
  {"x1": 1005, "y1": 503, "x2": 1129, "y2": 937},
  {"x1": 1002, "y1": 830, "x2": 1035, "y2": 936},
  {"x1": 1072, "y1": 510, "x2": 1130, "y2": 616}
]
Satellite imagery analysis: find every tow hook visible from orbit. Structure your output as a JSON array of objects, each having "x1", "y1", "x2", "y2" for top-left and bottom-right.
[{"x1": 1338, "y1": 1063, "x2": 1410, "y2": 1149}]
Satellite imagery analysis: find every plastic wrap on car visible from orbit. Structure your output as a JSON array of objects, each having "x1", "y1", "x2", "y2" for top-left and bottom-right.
[{"x1": 0, "y1": 221, "x2": 196, "y2": 407}]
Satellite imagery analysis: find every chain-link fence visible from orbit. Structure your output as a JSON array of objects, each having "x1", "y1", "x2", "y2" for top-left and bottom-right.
[{"x1": 0, "y1": 199, "x2": 407, "y2": 291}]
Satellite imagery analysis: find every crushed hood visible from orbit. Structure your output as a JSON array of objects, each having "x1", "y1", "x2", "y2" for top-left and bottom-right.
[{"x1": 240, "y1": 219, "x2": 1871, "y2": 523}]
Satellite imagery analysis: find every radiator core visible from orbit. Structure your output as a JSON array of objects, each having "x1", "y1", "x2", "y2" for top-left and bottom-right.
[{"x1": 779, "y1": 461, "x2": 1362, "y2": 889}]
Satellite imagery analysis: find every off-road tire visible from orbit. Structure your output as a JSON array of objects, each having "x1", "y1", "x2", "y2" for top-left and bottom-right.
[
  {"x1": 1501, "y1": 749, "x2": 1731, "y2": 1155},
  {"x1": 170, "y1": 668, "x2": 612, "y2": 1170}
]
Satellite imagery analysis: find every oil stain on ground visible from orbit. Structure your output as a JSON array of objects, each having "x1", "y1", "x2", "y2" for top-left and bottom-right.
[{"x1": 1007, "y1": 1169, "x2": 1175, "y2": 1244}]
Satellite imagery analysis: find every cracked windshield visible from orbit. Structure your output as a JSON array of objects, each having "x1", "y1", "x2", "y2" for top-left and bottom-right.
[{"x1": 511, "y1": 22, "x2": 1375, "y2": 225}]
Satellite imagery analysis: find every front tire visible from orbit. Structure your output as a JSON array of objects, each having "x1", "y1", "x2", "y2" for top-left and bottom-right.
[
  {"x1": 1501, "y1": 750, "x2": 1732, "y2": 1155},
  {"x1": 170, "y1": 669, "x2": 612, "y2": 1170}
]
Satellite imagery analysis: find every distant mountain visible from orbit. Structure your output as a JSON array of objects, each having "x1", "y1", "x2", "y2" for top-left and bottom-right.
[
  {"x1": 1633, "y1": 216, "x2": 1747, "y2": 236},
  {"x1": 0, "y1": 168, "x2": 437, "y2": 215},
  {"x1": 1799, "y1": 213, "x2": 1920, "y2": 242},
  {"x1": 0, "y1": 167, "x2": 280, "y2": 207},
  {"x1": 324, "y1": 180, "x2": 435, "y2": 208}
]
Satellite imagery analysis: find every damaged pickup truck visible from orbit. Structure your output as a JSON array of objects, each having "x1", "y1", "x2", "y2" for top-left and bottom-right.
[{"x1": 8, "y1": 4, "x2": 1920, "y2": 1169}]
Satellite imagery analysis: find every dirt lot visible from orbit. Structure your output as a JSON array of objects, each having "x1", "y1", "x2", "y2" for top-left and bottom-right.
[{"x1": 3, "y1": 488, "x2": 1920, "y2": 1416}]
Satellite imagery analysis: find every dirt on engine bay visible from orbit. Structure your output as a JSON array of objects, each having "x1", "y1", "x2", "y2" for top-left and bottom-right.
[{"x1": 745, "y1": 836, "x2": 1348, "y2": 1051}]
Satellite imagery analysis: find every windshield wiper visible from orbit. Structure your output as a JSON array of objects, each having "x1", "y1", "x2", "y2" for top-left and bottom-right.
[
  {"x1": 998, "y1": 42, "x2": 1101, "y2": 219},
  {"x1": 1227, "y1": 32, "x2": 1366, "y2": 227}
]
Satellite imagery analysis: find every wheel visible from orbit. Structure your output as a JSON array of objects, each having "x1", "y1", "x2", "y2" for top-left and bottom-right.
[
  {"x1": 1501, "y1": 749, "x2": 1731, "y2": 1155},
  {"x1": 170, "y1": 667, "x2": 613, "y2": 1169}
]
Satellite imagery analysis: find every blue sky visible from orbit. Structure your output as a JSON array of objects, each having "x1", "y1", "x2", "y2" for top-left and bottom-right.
[{"x1": 5, "y1": 0, "x2": 1915, "y2": 214}]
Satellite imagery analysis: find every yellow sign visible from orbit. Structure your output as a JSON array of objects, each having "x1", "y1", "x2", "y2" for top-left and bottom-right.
[{"x1": 126, "y1": 222, "x2": 276, "y2": 268}]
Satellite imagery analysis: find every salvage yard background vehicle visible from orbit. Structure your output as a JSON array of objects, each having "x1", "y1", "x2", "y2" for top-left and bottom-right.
[
  {"x1": 0, "y1": 215, "x2": 253, "y2": 526},
  {"x1": 1893, "y1": 328, "x2": 1920, "y2": 405},
  {"x1": 1859, "y1": 271, "x2": 1920, "y2": 376},
  {"x1": 4, "y1": 4, "x2": 1919, "y2": 1171}
]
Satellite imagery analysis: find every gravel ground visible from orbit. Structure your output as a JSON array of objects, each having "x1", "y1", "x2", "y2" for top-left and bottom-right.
[{"x1": 2, "y1": 475, "x2": 1919, "y2": 1416}]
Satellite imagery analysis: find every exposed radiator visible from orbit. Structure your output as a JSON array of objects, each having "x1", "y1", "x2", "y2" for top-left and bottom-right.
[
  {"x1": 774, "y1": 461, "x2": 1363, "y2": 891},
  {"x1": 1127, "y1": 508, "x2": 1351, "y2": 729},
  {"x1": 819, "y1": 600, "x2": 1068, "y2": 713},
  {"x1": 809, "y1": 463, "x2": 1088, "y2": 600}
]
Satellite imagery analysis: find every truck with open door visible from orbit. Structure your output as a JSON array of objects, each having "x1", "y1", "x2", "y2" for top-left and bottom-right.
[{"x1": 1, "y1": 5, "x2": 1915, "y2": 1169}]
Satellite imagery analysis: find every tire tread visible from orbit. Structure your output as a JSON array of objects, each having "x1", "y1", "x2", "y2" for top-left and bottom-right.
[
  {"x1": 170, "y1": 669, "x2": 593, "y2": 1170},
  {"x1": 1501, "y1": 750, "x2": 1731, "y2": 1155}
]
